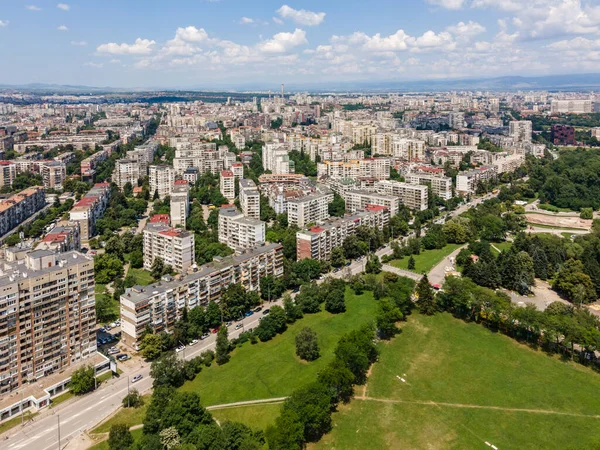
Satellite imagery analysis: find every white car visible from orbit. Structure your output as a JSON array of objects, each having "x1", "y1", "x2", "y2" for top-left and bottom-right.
[
  {"x1": 131, "y1": 374, "x2": 143, "y2": 383},
  {"x1": 175, "y1": 345, "x2": 186, "y2": 353},
  {"x1": 190, "y1": 339, "x2": 199, "y2": 346}
]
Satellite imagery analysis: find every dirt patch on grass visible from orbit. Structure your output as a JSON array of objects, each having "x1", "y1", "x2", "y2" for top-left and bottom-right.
[{"x1": 525, "y1": 213, "x2": 591, "y2": 230}]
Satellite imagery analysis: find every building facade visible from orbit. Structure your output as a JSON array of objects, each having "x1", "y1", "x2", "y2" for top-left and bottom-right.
[
  {"x1": 0, "y1": 186, "x2": 46, "y2": 237},
  {"x1": 220, "y1": 170, "x2": 235, "y2": 201},
  {"x1": 218, "y1": 206, "x2": 265, "y2": 251},
  {"x1": 69, "y1": 182, "x2": 110, "y2": 241},
  {"x1": 373, "y1": 180, "x2": 429, "y2": 211},
  {"x1": 287, "y1": 192, "x2": 334, "y2": 228},
  {"x1": 170, "y1": 181, "x2": 190, "y2": 228},
  {"x1": 143, "y1": 223, "x2": 195, "y2": 274},
  {"x1": 239, "y1": 178, "x2": 260, "y2": 219},
  {"x1": 149, "y1": 165, "x2": 176, "y2": 199}
]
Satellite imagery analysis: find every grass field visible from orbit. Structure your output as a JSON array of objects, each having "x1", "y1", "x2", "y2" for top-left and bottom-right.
[
  {"x1": 181, "y1": 288, "x2": 378, "y2": 406},
  {"x1": 210, "y1": 403, "x2": 283, "y2": 431},
  {"x1": 88, "y1": 428, "x2": 143, "y2": 450},
  {"x1": 491, "y1": 241, "x2": 513, "y2": 255},
  {"x1": 127, "y1": 268, "x2": 154, "y2": 286},
  {"x1": 314, "y1": 313, "x2": 600, "y2": 450},
  {"x1": 91, "y1": 395, "x2": 151, "y2": 434},
  {"x1": 390, "y1": 244, "x2": 462, "y2": 274}
]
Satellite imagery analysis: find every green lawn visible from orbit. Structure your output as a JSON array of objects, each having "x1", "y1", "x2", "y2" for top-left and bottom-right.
[
  {"x1": 389, "y1": 244, "x2": 462, "y2": 274},
  {"x1": 181, "y1": 288, "x2": 378, "y2": 406},
  {"x1": 491, "y1": 241, "x2": 513, "y2": 255},
  {"x1": 49, "y1": 390, "x2": 74, "y2": 408},
  {"x1": 95, "y1": 283, "x2": 106, "y2": 293},
  {"x1": 127, "y1": 268, "x2": 154, "y2": 286},
  {"x1": 537, "y1": 203, "x2": 575, "y2": 213},
  {"x1": 91, "y1": 395, "x2": 151, "y2": 434},
  {"x1": 88, "y1": 428, "x2": 143, "y2": 450},
  {"x1": 0, "y1": 411, "x2": 38, "y2": 434},
  {"x1": 211, "y1": 403, "x2": 283, "y2": 431},
  {"x1": 315, "y1": 313, "x2": 600, "y2": 449}
]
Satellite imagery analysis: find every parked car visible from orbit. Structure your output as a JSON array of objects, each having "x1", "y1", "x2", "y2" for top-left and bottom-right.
[
  {"x1": 200, "y1": 333, "x2": 210, "y2": 340},
  {"x1": 235, "y1": 324, "x2": 243, "y2": 330},
  {"x1": 225, "y1": 321, "x2": 232, "y2": 327},
  {"x1": 254, "y1": 306, "x2": 263, "y2": 313},
  {"x1": 175, "y1": 345, "x2": 185, "y2": 353},
  {"x1": 245, "y1": 311, "x2": 254, "y2": 317},
  {"x1": 110, "y1": 322, "x2": 117, "y2": 328},
  {"x1": 108, "y1": 349, "x2": 119, "y2": 355},
  {"x1": 190, "y1": 339, "x2": 199, "y2": 345},
  {"x1": 262, "y1": 309, "x2": 270, "y2": 315},
  {"x1": 117, "y1": 354, "x2": 129, "y2": 361},
  {"x1": 99, "y1": 327, "x2": 106, "y2": 333},
  {"x1": 211, "y1": 328, "x2": 219, "y2": 334},
  {"x1": 131, "y1": 374, "x2": 143, "y2": 383}
]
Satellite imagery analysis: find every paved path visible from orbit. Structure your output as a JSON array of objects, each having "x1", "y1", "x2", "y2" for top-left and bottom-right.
[
  {"x1": 428, "y1": 245, "x2": 467, "y2": 287},
  {"x1": 381, "y1": 264, "x2": 423, "y2": 281},
  {"x1": 206, "y1": 397, "x2": 287, "y2": 410}
]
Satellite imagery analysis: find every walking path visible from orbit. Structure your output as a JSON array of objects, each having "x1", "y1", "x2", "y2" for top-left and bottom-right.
[
  {"x1": 206, "y1": 397, "x2": 288, "y2": 411},
  {"x1": 380, "y1": 265, "x2": 423, "y2": 281}
]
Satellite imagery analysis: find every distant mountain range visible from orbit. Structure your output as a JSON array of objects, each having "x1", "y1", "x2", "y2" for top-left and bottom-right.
[{"x1": 2, "y1": 73, "x2": 600, "y2": 94}]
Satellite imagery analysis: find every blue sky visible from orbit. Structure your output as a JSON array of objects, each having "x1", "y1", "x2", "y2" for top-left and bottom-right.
[{"x1": 1, "y1": 0, "x2": 600, "y2": 88}]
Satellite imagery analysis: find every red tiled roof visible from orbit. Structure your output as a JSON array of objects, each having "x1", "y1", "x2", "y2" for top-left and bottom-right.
[
  {"x1": 309, "y1": 226, "x2": 324, "y2": 233},
  {"x1": 365, "y1": 204, "x2": 388, "y2": 211},
  {"x1": 149, "y1": 214, "x2": 170, "y2": 224},
  {"x1": 159, "y1": 229, "x2": 181, "y2": 237},
  {"x1": 221, "y1": 170, "x2": 234, "y2": 177},
  {"x1": 174, "y1": 180, "x2": 189, "y2": 185}
]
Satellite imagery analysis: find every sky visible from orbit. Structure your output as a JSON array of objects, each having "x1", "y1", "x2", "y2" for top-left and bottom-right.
[{"x1": 1, "y1": 0, "x2": 600, "y2": 89}]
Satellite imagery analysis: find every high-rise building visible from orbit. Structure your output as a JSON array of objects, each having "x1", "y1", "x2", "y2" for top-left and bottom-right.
[
  {"x1": 374, "y1": 180, "x2": 429, "y2": 211},
  {"x1": 287, "y1": 192, "x2": 334, "y2": 228},
  {"x1": 508, "y1": 121, "x2": 533, "y2": 142},
  {"x1": 0, "y1": 161, "x2": 16, "y2": 189},
  {"x1": 405, "y1": 173, "x2": 453, "y2": 200},
  {"x1": 0, "y1": 250, "x2": 96, "y2": 395},
  {"x1": 220, "y1": 170, "x2": 236, "y2": 201},
  {"x1": 0, "y1": 186, "x2": 46, "y2": 237},
  {"x1": 262, "y1": 143, "x2": 293, "y2": 174},
  {"x1": 551, "y1": 124, "x2": 576, "y2": 146},
  {"x1": 113, "y1": 159, "x2": 141, "y2": 189},
  {"x1": 120, "y1": 243, "x2": 284, "y2": 348},
  {"x1": 170, "y1": 181, "x2": 190, "y2": 228},
  {"x1": 218, "y1": 206, "x2": 265, "y2": 250},
  {"x1": 143, "y1": 223, "x2": 195, "y2": 274},
  {"x1": 551, "y1": 100, "x2": 592, "y2": 114},
  {"x1": 69, "y1": 182, "x2": 110, "y2": 241},
  {"x1": 239, "y1": 178, "x2": 260, "y2": 219},
  {"x1": 344, "y1": 189, "x2": 401, "y2": 216},
  {"x1": 149, "y1": 165, "x2": 176, "y2": 199}
]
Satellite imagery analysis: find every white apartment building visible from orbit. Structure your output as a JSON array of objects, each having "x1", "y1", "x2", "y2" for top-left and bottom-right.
[
  {"x1": 392, "y1": 138, "x2": 426, "y2": 161},
  {"x1": 317, "y1": 158, "x2": 390, "y2": 180},
  {"x1": 493, "y1": 154, "x2": 526, "y2": 174},
  {"x1": 551, "y1": 100, "x2": 592, "y2": 114},
  {"x1": 218, "y1": 205, "x2": 265, "y2": 250},
  {"x1": 262, "y1": 143, "x2": 293, "y2": 174},
  {"x1": 113, "y1": 159, "x2": 141, "y2": 189},
  {"x1": 0, "y1": 161, "x2": 17, "y2": 188},
  {"x1": 456, "y1": 166, "x2": 498, "y2": 195},
  {"x1": 239, "y1": 178, "x2": 260, "y2": 219},
  {"x1": 40, "y1": 161, "x2": 67, "y2": 189},
  {"x1": 69, "y1": 182, "x2": 110, "y2": 241},
  {"x1": 287, "y1": 192, "x2": 334, "y2": 228},
  {"x1": 405, "y1": 172, "x2": 453, "y2": 200},
  {"x1": 231, "y1": 162, "x2": 244, "y2": 179},
  {"x1": 170, "y1": 181, "x2": 190, "y2": 228},
  {"x1": 143, "y1": 223, "x2": 195, "y2": 274},
  {"x1": 508, "y1": 121, "x2": 533, "y2": 142},
  {"x1": 149, "y1": 165, "x2": 176, "y2": 199},
  {"x1": 220, "y1": 170, "x2": 235, "y2": 201},
  {"x1": 373, "y1": 180, "x2": 428, "y2": 211},
  {"x1": 231, "y1": 133, "x2": 246, "y2": 150},
  {"x1": 448, "y1": 111, "x2": 465, "y2": 129},
  {"x1": 344, "y1": 189, "x2": 400, "y2": 216}
]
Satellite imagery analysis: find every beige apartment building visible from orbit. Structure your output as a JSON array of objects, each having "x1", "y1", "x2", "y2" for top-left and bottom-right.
[
  {"x1": 69, "y1": 182, "x2": 110, "y2": 241},
  {"x1": 373, "y1": 180, "x2": 429, "y2": 211},
  {"x1": 170, "y1": 181, "x2": 190, "y2": 228},
  {"x1": 0, "y1": 186, "x2": 46, "y2": 237},
  {"x1": 0, "y1": 250, "x2": 96, "y2": 396},
  {"x1": 40, "y1": 161, "x2": 67, "y2": 189},
  {"x1": 239, "y1": 178, "x2": 260, "y2": 219},
  {"x1": 120, "y1": 243, "x2": 284, "y2": 348},
  {"x1": 287, "y1": 192, "x2": 334, "y2": 228},
  {"x1": 149, "y1": 165, "x2": 176, "y2": 199},
  {"x1": 405, "y1": 172, "x2": 453, "y2": 200},
  {"x1": 220, "y1": 170, "x2": 235, "y2": 201},
  {"x1": 143, "y1": 222, "x2": 195, "y2": 274},
  {"x1": 218, "y1": 206, "x2": 265, "y2": 251},
  {"x1": 113, "y1": 159, "x2": 141, "y2": 189},
  {"x1": 344, "y1": 189, "x2": 401, "y2": 216},
  {"x1": 0, "y1": 161, "x2": 16, "y2": 188}
]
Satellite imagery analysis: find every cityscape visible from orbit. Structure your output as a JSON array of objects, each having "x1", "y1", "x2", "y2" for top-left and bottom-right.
[{"x1": 1, "y1": 1, "x2": 600, "y2": 450}]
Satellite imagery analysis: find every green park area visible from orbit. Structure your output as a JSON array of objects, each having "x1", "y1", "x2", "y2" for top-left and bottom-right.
[
  {"x1": 390, "y1": 243, "x2": 462, "y2": 274},
  {"x1": 181, "y1": 288, "x2": 378, "y2": 407},
  {"x1": 315, "y1": 313, "x2": 600, "y2": 450},
  {"x1": 210, "y1": 403, "x2": 283, "y2": 431},
  {"x1": 126, "y1": 268, "x2": 154, "y2": 286}
]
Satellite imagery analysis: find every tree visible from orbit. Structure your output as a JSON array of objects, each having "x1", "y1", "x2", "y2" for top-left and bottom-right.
[
  {"x1": 322, "y1": 279, "x2": 347, "y2": 314},
  {"x1": 328, "y1": 192, "x2": 345, "y2": 217},
  {"x1": 123, "y1": 182, "x2": 133, "y2": 197},
  {"x1": 554, "y1": 259, "x2": 597, "y2": 305},
  {"x1": 150, "y1": 352, "x2": 185, "y2": 388},
  {"x1": 260, "y1": 275, "x2": 285, "y2": 301},
  {"x1": 295, "y1": 327, "x2": 320, "y2": 361},
  {"x1": 160, "y1": 427, "x2": 181, "y2": 450},
  {"x1": 108, "y1": 424, "x2": 133, "y2": 450},
  {"x1": 580, "y1": 207, "x2": 593, "y2": 219},
  {"x1": 283, "y1": 382, "x2": 332, "y2": 442},
  {"x1": 70, "y1": 365, "x2": 95, "y2": 395},
  {"x1": 150, "y1": 257, "x2": 165, "y2": 280},
  {"x1": 140, "y1": 333, "x2": 163, "y2": 360},
  {"x1": 255, "y1": 306, "x2": 287, "y2": 341},
  {"x1": 498, "y1": 248, "x2": 535, "y2": 295},
  {"x1": 407, "y1": 255, "x2": 416, "y2": 270},
  {"x1": 266, "y1": 409, "x2": 304, "y2": 450},
  {"x1": 122, "y1": 388, "x2": 144, "y2": 408},
  {"x1": 317, "y1": 360, "x2": 355, "y2": 404},
  {"x1": 294, "y1": 283, "x2": 321, "y2": 313},
  {"x1": 365, "y1": 254, "x2": 382, "y2": 274},
  {"x1": 216, "y1": 326, "x2": 230, "y2": 365},
  {"x1": 416, "y1": 275, "x2": 437, "y2": 315},
  {"x1": 376, "y1": 298, "x2": 403, "y2": 339},
  {"x1": 283, "y1": 293, "x2": 303, "y2": 323},
  {"x1": 330, "y1": 247, "x2": 346, "y2": 268}
]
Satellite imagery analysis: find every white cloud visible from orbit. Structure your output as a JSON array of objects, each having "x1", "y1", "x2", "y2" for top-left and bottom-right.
[
  {"x1": 258, "y1": 28, "x2": 307, "y2": 53},
  {"x1": 109, "y1": 59, "x2": 121, "y2": 64},
  {"x1": 97, "y1": 38, "x2": 156, "y2": 55},
  {"x1": 273, "y1": 17, "x2": 284, "y2": 25},
  {"x1": 70, "y1": 40, "x2": 87, "y2": 46},
  {"x1": 57, "y1": 25, "x2": 68, "y2": 31},
  {"x1": 426, "y1": 0, "x2": 465, "y2": 10},
  {"x1": 0, "y1": 20, "x2": 8, "y2": 27},
  {"x1": 26, "y1": 5, "x2": 41, "y2": 11},
  {"x1": 57, "y1": 3, "x2": 70, "y2": 11},
  {"x1": 84, "y1": 62, "x2": 103, "y2": 68},
  {"x1": 547, "y1": 37, "x2": 600, "y2": 51},
  {"x1": 276, "y1": 5, "x2": 325, "y2": 26},
  {"x1": 446, "y1": 21, "x2": 486, "y2": 40},
  {"x1": 240, "y1": 17, "x2": 254, "y2": 24}
]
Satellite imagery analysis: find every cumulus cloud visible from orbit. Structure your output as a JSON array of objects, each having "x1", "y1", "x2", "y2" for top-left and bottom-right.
[
  {"x1": 97, "y1": 38, "x2": 156, "y2": 55},
  {"x1": 426, "y1": 0, "x2": 465, "y2": 10},
  {"x1": 84, "y1": 62, "x2": 103, "y2": 68},
  {"x1": 0, "y1": 20, "x2": 8, "y2": 27},
  {"x1": 240, "y1": 17, "x2": 254, "y2": 24},
  {"x1": 57, "y1": 3, "x2": 70, "y2": 11},
  {"x1": 57, "y1": 25, "x2": 68, "y2": 31},
  {"x1": 70, "y1": 40, "x2": 87, "y2": 46},
  {"x1": 547, "y1": 37, "x2": 600, "y2": 51},
  {"x1": 26, "y1": 5, "x2": 41, "y2": 11},
  {"x1": 258, "y1": 28, "x2": 307, "y2": 53},
  {"x1": 446, "y1": 21, "x2": 486, "y2": 40},
  {"x1": 276, "y1": 5, "x2": 325, "y2": 26}
]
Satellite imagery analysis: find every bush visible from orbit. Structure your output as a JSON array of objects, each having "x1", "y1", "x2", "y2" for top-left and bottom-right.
[
  {"x1": 108, "y1": 424, "x2": 133, "y2": 450},
  {"x1": 122, "y1": 389, "x2": 144, "y2": 408},
  {"x1": 295, "y1": 327, "x2": 320, "y2": 361}
]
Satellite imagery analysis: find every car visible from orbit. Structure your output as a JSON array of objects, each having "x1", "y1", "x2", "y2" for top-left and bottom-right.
[
  {"x1": 333, "y1": 268, "x2": 340, "y2": 273},
  {"x1": 108, "y1": 348, "x2": 119, "y2": 355},
  {"x1": 190, "y1": 339, "x2": 199, "y2": 345},
  {"x1": 117, "y1": 354, "x2": 129, "y2": 361},
  {"x1": 105, "y1": 325, "x2": 112, "y2": 331},
  {"x1": 99, "y1": 327, "x2": 106, "y2": 333},
  {"x1": 211, "y1": 328, "x2": 219, "y2": 334},
  {"x1": 110, "y1": 322, "x2": 117, "y2": 328},
  {"x1": 175, "y1": 345, "x2": 185, "y2": 353},
  {"x1": 254, "y1": 306, "x2": 263, "y2": 313},
  {"x1": 235, "y1": 324, "x2": 243, "y2": 330},
  {"x1": 200, "y1": 333, "x2": 209, "y2": 340},
  {"x1": 80, "y1": 248, "x2": 88, "y2": 254},
  {"x1": 245, "y1": 311, "x2": 254, "y2": 317},
  {"x1": 225, "y1": 321, "x2": 232, "y2": 327},
  {"x1": 90, "y1": 251, "x2": 97, "y2": 255},
  {"x1": 262, "y1": 309, "x2": 270, "y2": 315},
  {"x1": 345, "y1": 261, "x2": 351, "y2": 266},
  {"x1": 131, "y1": 374, "x2": 143, "y2": 383}
]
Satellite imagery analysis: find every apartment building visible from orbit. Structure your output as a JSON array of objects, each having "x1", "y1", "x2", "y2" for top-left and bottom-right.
[
  {"x1": 149, "y1": 165, "x2": 176, "y2": 199},
  {"x1": 239, "y1": 178, "x2": 260, "y2": 219},
  {"x1": 129, "y1": 141, "x2": 158, "y2": 174},
  {"x1": 220, "y1": 170, "x2": 236, "y2": 201},
  {"x1": 448, "y1": 111, "x2": 465, "y2": 129},
  {"x1": 69, "y1": 182, "x2": 110, "y2": 241},
  {"x1": 551, "y1": 100, "x2": 592, "y2": 114},
  {"x1": 113, "y1": 159, "x2": 141, "y2": 189},
  {"x1": 317, "y1": 158, "x2": 390, "y2": 180},
  {"x1": 493, "y1": 154, "x2": 526, "y2": 174},
  {"x1": 218, "y1": 205, "x2": 265, "y2": 250},
  {"x1": 373, "y1": 180, "x2": 428, "y2": 211},
  {"x1": 508, "y1": 121, "x2": 533, "y2": 142},
  {"x1": 0, "y1": 161, "x2": 16, "y2": 188},
  {"x1": 172, "y1": 142, "x2": 225, "y2": 176},
  {"x1": 297, "y1": 205, "x2": 391, "y2": 261},
  {"x1": 170, "y1": 181, "x2": 190, "y2": 228},
  {"x1": 143, "y1": 222, "x2": 195, "y2": 274},
  {"x1": 36, "y1": 222, "x2": 80, "y2": 253},
  {"x1": 287, "y1": 192, "x2": 334, "y2": 228},
  {"x1": 262, "y1": 143, "x2": 293, "y2": 174},
  {"x1": 182, "y1": 167, "x2": 199, "y2": 184},
  {"x1": 120, "y1": 243, "x2": 284, "y2": 348},
  {"x1": 405, "y1": 172, "x2": 453, "y2": 200},
  {"x1": 81, "y1": 147, "x2": 111, "y2": 181},
  {"x1": 0, "y1": 250, "x2": 96, "y2": 396},
  {"x1": 551, "y1": 124, "x2": 576, "y2": 146},
  {"x1": 231, "y1": 162, "x2": 244, "y2": 179},
  {"x1": 0, "y1": 186, "x2": 46, "y2": 237},
  {"x1": 391, "y1": 138, "x2": 426, "y2": 161},
  {"x1": 456, "y1": 166, "x2": 498, "y2": 195},
  {"x1": 345, "y1": 189, "x2": 400, "y2": 216},
  {"x1": 40, "y1": 161, "x2": 66, "y2": 190},
  {"x1": 352, "y1": 124, "x2": 378, "y2": 145}
]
